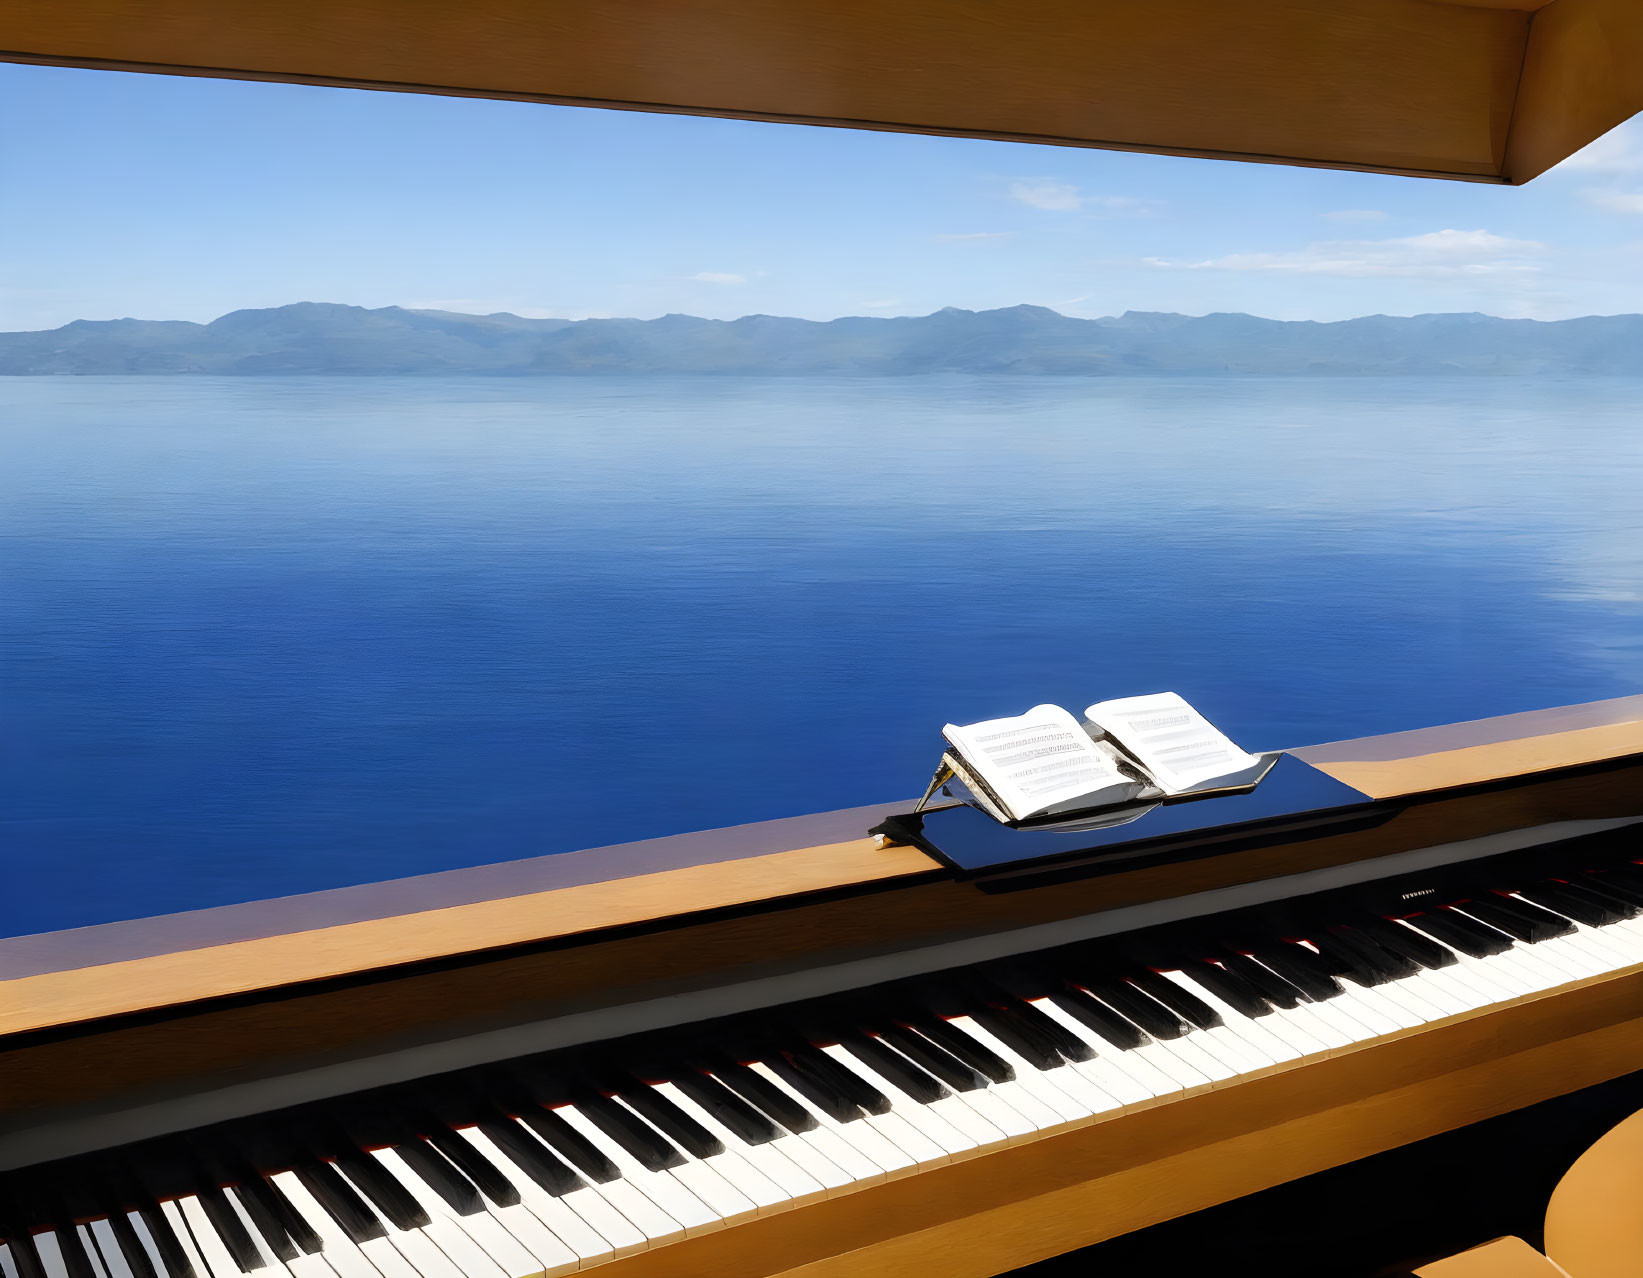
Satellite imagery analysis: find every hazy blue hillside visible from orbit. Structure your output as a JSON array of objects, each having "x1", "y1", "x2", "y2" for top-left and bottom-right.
[{"x1": 1, "y1": 302, "x2": 1639, "y2": 374}]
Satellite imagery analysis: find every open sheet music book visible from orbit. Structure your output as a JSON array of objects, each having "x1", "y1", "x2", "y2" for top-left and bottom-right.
[{"x1": 926, "y1": 692, "x2": 1262, "y2": 824}]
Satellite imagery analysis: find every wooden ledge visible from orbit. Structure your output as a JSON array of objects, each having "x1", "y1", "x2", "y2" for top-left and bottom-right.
[
  {"x1": 1294, "y1": 693, "x2": 1643, "y2": 800},
  {"x1": 5, "y1": 694, "x2": 1643, "y2": 1045},
  {"x1": 0, "y1": 835, "x2": 938, "y2": 1039}
]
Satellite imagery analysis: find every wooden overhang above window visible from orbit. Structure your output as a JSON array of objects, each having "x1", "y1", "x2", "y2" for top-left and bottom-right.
[{"x1": 2, "y1": 0, "x2": 1639, "y2": 184}]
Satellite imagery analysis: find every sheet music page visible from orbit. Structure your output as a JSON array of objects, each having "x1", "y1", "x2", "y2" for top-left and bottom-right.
[
  {"x1": 1083, "y1": 691, "x2": 1260, "y2": 795},
  {"x1": 942, "y1": 704, "x2": 1131, "y2": 821}
]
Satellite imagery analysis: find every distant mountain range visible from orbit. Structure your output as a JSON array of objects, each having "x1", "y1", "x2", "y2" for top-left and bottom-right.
[{"x1": 2, "y1": 302, "x2": 1640, "y2": 375}]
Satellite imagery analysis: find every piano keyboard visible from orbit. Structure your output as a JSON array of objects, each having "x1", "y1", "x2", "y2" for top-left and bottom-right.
[{"x1": 6, "y1": 830, "x2": 1643, "y2": 1277}]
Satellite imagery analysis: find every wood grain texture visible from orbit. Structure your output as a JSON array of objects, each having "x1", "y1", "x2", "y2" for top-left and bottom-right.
[
  {"x1": 574, "y1": 960, "x2": 1643, "y2": 1278},
  {"x1": 1308, "y1": 720, "x2": 1643, "y2": 799},
  {"x1": 1, "y1": 0, "x2": 1529, "y2": 179},
  {"x1": 1504, "y1": 0, "x2": 1643, "y2": 182},
  {"x1": 1414, "y1": 1239, "x2": 1571, "y2": 1278},
  {"x1": 0, "y1": 838, "x2": 937, "y2": 1037}
]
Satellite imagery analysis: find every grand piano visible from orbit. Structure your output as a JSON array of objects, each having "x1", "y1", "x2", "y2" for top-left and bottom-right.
[{"x1": 4, "y1": 2, "x2": 1642, "y2": 1276}]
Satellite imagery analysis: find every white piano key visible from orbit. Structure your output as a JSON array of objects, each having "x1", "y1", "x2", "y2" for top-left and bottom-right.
[
  {"x1": 741, "y1": 1063, "x2": 900, "y2": 1186},
  {"x1": 125, "y1": 1213, "x2": 176, "y2": 1278},
  {"x1": 1308, "y1": 974, "x2": 1406, "y2": 1037},
  {"x1": 1, "y1": 1244, "x2": 20, "y2": 1278},
  {"x1": 457, "y1": 1126, "x2": 631, "y2": 1265},
  {"x1": 355, "y1": 1151, "x2": 517, "y2": 1278},
  {"x1": 1169, "y1": 975, "x2": 1308, "y2": 1067},
  {"x1": 652, "y1": 1083, "x2": 826, "y2": 1209},
  {"x1": 74, "y1": 1229, "x2": 111, "y2": 1278},
  {"x1": 173, "y1": 1199, "x2": 251, "y2": 1278},
  {"x1": 782, "y1": 1053, "x2": 947, "y2": 1171},
  {"x1": 1022, "y1": 999, "x2": 1171, "y2": 1105},
  {"x1": 605, "y1": 1098, "x2": 758, "y2": 1228},
  {"x1": 867, "y1": 1036, "x2": 1039, "y2": 1146},
  {"x1": 818, "y1": 1044, "x2": 982, "y2": 1160},
  {"x1": 435, "y1": 1130, "x2": 581, "y2": 1276},
  {"x1": 264, "y1": 1177, "x2": 387, "y2": 1278},
  {"x1": 947, "y1": 1014, "x2": 1113, "y2": 1124},
  {"x1": 30, "y1": 1231, "x2": 72, "y2": 1278},
  {"x1": 158, "y1": 1205, "x2": 220, "y2": 1278},
  {"x1": 551, "y1": 1105, "x2": 718, "y2": 1239},
  {"x1": 87, "y1": 1222, "x2": 136, "y2": 1278},
  {"x1": 1147, "y1": 973, "x2": 1289, "y2": 1069},
  {"x1": 523, "y1": 1115, "x2": 686, "y2": 1252},
  {"x1": 688, "y1": 1074, "x2": 859, "y2": 1196},
  {"x1": 219, "y1": 1190, "x2": 328, "y2": 1278},
  {"x1": 1558, "y1": 915, "x2": 1642, "y2": 967}
]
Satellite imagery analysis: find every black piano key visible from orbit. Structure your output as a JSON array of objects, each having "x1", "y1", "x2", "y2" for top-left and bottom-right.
[
  {"x1": 903, "y1": 1014, "x2": 1014, "y2": 1084},
  {"x1": 1407, "y1": 910, "x2": 1511, "y2": 960},
  {"x1": 222, "y1": 1184, "x2": 298, "y2": 1265},
  {"x1": 966, "y1": 1002, "x2": 1063, "y2": 1070},
  {"x1": 764, "y1": 1051, "x2": 864, "y2": 1124},
  {"x1": 573, "y1": 1091, "x2": 686, "y2": 1172},
  {"x1": 1579, "y1": 872, "x2": 1643, "y2": 910},
  {"x1": 392, "y1": 1140, "x2": 484, "y2": 1216},
  {"x1": 255, "y1": 1177, "x2": 322, "y2": 1257},
  {"x1": 292, "y1": 1161, "x2": 386, "y2": 1244},
  {"x1": 1569, "y1": 877, "x2": 1642, "y2": 917},
  {"x1": 1128, "y1": 968, "x2": 1224, "y2": 1029},
  {"x1": 1327, "y1": 926, "x2": 1419, "y2": 980},
  {"x1": 475, "y1": 1117, "x2": 585, "y2": 1197},
  {"x1": 1517, "y1": 882, "x2": 1612, "y2": 928},
  {"x1": 1357, "y1": 917, "x2": 1456, "y2": 971},
  {"x1": 785, "y1": 1041, "x2": 892, "y2": 1116},
  {"x1": 327, "y1": 1149, "x2": 430, "y2": 1233},
  {"x1": 605, "y1": 1075, "x2": 724, "y2": 1160},
  {"x1": 1471, "y1": 893, "x2": 1576, "y2": 942},
  {"x1": 1596, "y1": 854, "x2": 1643, "y2": 887},
  {"x1": 1082, "y1": 978, "x2": 1190, "y2": 1040},
  {"x1": 1307, "y1": 931, "x2": 1395, "y2": 986},
  {"x1": 1045, "y1": 988, "x2": 1147, "y2": 1051},
  {"x1": 516, "y1": 1106, "x2": 621, "y2": 1184},
  {"x1": 105, "y1": 1210, "x2": 160, "y2": 1278},
  {"x1": 52, "y1": 1223, "x2": 99, "y2": 1278},
  {"x1": 196, "y1": 1187, "x2": 265, "y2": 1273},
  {"x1": 420, "y1": 1125, "x2": 521, "y2": 1208},
  {"x1": 669, "y1": 1070, "x2": 782, "y2": 1145},
  {"x1": 1547, "y1": 880, "x2": 1632, "y2": 924},
  {"x1": 837, "y1": 1032, "x2": 949, "y2": 1104},
  {"x1": 706, "y1": 1061, "x2": 820, "y2": 1134},
  {"x1": 995, "y1": 993, "x2": 1094, "y2": 1063},
  {"x1": 136, "y1": 1204, "x2": 199, "y2": 1278},
  {"x1": 1219, "y1": 954, "x2": 1302, "y2": 1009},
  {"x1": 1180, "y1": 960, "x2": 1273, "y2": 1018},
  {"x1": 877, "y1": 1024, "x2": 988, "y2": 1093},
  {"x1": 1453, "y1": 897, "x2": 1536, "y2": 943},
  {"x1": 1247, "y1": 944, "x2": 1342, "y2": 1002}
]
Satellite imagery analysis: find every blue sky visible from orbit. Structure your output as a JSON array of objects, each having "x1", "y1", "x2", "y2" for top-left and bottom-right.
[{"x1": 2, "y1": 61, "x2": 1641, "y2": 330}]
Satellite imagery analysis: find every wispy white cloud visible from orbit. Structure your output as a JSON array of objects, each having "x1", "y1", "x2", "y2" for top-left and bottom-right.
[
  {"x1": 688, "y1": 271, "x2": 747, "y2": 285},
  {"x1": 1583, "y1": 190, "x2": 1643, "y2": 214},
  {"x1": 1006, "y1": 181, "x2": 1157, "y2": 214},
  {"x1": 1555, "y1": 121, "x2": 1643, "y2": 176},
  {"x1": 1321, "y1": 209, "x2": 1388, "y2": 223},
  {"x1": 934, "y1": 231, "x2": 1015, "y2": 242},
  {"x1": 1145, "y1": 229, "x2": 1545, "y2": 279}
]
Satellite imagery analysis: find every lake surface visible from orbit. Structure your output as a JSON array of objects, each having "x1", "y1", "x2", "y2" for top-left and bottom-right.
[{"x1": 4, "y1": 375, "x2": 1643, "y2": 938}]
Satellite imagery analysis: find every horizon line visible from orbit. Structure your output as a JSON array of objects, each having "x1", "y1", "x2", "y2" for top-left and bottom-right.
[{"x1": 12, "y1": 301, "x2": 1643, "y2": 334}]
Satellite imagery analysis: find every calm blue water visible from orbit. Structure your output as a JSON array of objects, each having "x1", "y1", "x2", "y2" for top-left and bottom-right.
[{"x1": 5, "y1": 375, "x2": 1643, "y2": 939}]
